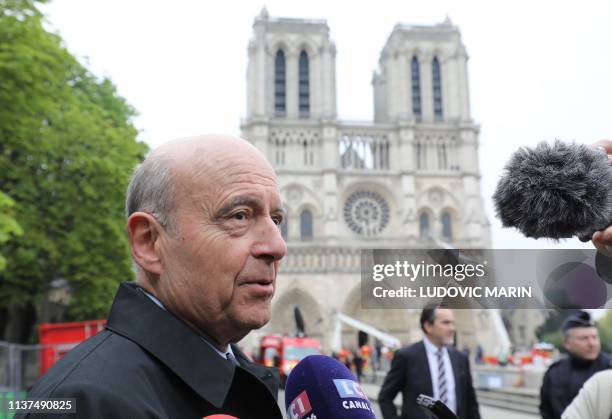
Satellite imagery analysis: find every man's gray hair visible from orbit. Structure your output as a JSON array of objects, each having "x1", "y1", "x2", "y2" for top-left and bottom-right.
[{"x1": 125, "y1": 154, "x2": 177, "y2": 230}]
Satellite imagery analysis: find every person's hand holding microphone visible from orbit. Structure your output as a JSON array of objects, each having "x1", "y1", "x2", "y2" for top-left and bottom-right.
[{"x1": 591, "y1": 139, "x2": 612, "y2": 256}]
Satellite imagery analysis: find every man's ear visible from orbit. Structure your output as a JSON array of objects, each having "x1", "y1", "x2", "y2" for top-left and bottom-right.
[
  {"x1": 127, "y1": 212, "x2": 163, "y2": 276},
  {"x1": 562, "y1": 334, "x2": 570, "y2": 351}
]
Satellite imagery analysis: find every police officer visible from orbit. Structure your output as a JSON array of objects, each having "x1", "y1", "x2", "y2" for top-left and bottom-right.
[{"x1": 540, "y1": 311, "x2": 612, "y2": 419}]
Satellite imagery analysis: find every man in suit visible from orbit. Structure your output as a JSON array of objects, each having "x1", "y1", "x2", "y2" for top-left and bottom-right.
[
  {"x1": 18, "y1": 135, "x2": 287, "y2": 418},
  {"x1": 378, "y1": 306, "x2": 481, "y2": 419}
]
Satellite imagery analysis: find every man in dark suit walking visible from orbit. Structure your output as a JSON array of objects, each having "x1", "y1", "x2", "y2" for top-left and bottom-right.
[{"x1": 378, "y1": 306, "x2": 481, "y2": 419}]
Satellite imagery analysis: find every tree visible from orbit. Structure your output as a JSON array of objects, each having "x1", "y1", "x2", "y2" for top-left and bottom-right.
[
  {"x1": 537, "y1": 309, "x2": 612, "y2": 354},
  {"x1": 597, "y1": 310, "x2": 612, "y2": 353},
  {"x1": 0, "y1": 0, "x2": 148, "y2": 342},
  {"x1": 536, "y1": 309, "x2": 573, "y2": 341},
  {"x1": 0, "y1": 191, "x2": 23, "y2": 271}
]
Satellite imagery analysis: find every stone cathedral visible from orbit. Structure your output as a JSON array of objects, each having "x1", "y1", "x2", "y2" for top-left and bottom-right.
[{"x1": 241, "y1": 9, "x2": 504, "y2": 353}]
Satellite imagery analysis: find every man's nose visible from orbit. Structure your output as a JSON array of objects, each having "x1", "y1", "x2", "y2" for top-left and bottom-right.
[{"x1": 252, "y1": 217, "x2": 287, "y2": 262}]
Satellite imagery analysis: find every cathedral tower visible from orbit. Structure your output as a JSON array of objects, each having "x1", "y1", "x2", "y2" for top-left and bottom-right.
[{"x1": 242, "y1": 10, "x2": 497, "y2": 353}]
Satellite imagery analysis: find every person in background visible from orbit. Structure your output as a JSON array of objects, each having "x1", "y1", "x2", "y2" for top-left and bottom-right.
[
  {"x1": 353, "y1": 347, "x2": 364, "y2": 382},
  {"x1": 475, "y1": 344, "x2": 484, "y2": 364},
  {"x1": 378, "y1": 305, "x2": 481, "y2": 419},
  {"x1": 562, "y1": 369, "x2": 612, "y2": 419},
  {"x1": 591, "y1": 139, "x2": 612, "y2": 258},
  {"x1": 540, "y1": 311, "x2": 612, "y2": 419}
]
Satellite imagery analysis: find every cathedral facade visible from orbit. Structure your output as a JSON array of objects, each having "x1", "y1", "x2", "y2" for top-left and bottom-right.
[{"x1": 241, "y1": 9, "x2": 500, "y2": 353}]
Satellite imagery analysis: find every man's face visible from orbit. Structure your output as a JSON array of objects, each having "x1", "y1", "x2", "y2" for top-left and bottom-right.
[
  {"x1": 425, "y1": 308, "x2": 456, "y2": 347},
  {"x1": 156, "y1": 147, "x2": 286, "y2": 344},
  {"x1": 563, "y1": 327, "x2": 601, "y2": 361}
]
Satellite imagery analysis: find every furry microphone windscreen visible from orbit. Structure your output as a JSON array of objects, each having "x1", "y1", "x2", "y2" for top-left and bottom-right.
[{"x1": 493, "y1": 140, "x2": 612, "y2": 241}]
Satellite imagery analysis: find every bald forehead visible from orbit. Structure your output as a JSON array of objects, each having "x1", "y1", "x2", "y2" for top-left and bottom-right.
[
  {"x1": 150, "y1": 135, "x2": 276, "y2": 180},
  {"x1": 151, "y1": 135, "x2": 262, "y2": 164}
]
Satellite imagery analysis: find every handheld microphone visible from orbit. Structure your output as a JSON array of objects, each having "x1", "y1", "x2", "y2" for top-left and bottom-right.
[
  {"x1": 284, "y1": 355, "x2": 376, "y2": 419},
  {"x1": 416, "y1": 394, "x2": 459, "y2": 419},
  {"x1": 493, "y1": 140, "x2": 612, "y2": 241}
]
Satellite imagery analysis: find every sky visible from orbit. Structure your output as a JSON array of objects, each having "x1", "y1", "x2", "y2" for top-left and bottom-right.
[{"x1": 40, "y1": 0, "x2": 612, "y2": 251}]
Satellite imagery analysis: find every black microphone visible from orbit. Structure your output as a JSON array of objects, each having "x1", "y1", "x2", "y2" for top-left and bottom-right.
[
  {"x1": 493, "y1": 140, "x2": 612, "y2": 241},
  {"x1": 416, "y1": 394, "x2": 459, "y2": 419},
  {"x1": 284, "y1": 355, "x2": 377, "y2": 419}
]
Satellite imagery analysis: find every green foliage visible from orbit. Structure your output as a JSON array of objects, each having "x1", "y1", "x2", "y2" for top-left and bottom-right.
[
  {"x1": 536, "y1": 309, "x2": 572, "y2": 340},
  {"x1": 539, "y1": 310, "x2": 612, "y2": 354},
  {"x1": 597, "y1": 310, "x2": 612, "y2": 353},
  {"x1": 540, "y1": 329, "x2": 564, "y2": 352},
  {"x1": 0, "y1": 0, "x2": 147, "y2": 328},
  {"x1": 0, "y1": 191, "x2": 23, "y2": 271}
]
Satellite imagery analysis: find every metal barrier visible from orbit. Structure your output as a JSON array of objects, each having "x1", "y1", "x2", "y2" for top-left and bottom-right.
[{"x1": 0, "y1": 341, "x2": 56, "y2": 392}]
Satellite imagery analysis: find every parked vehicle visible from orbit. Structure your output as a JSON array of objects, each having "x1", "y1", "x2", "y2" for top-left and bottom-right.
[
  {"x1": 38, "y1": 320, "x2": 106, "y2": 375},
  {"x1": 258, "y1": 335, "x2": 321, "y2": 386}
]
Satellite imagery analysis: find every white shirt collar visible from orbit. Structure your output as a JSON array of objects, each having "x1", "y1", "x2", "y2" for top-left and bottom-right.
[{"x1": 423, "y1": 335, "x2": 447, "y2": 355}]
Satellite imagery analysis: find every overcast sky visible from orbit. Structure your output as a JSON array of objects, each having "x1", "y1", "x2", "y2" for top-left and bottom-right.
[{"x1": 41, "y1": 0, "x2": 612, "y2": 250}]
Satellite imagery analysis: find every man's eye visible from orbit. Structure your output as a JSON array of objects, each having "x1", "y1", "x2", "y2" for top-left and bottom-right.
[
  {"x1": 232, "y1": 211, "x2": 248, "y2": 220},
  {"x1": 272, "y1": 217, "x2": 283, "y2": 226}
]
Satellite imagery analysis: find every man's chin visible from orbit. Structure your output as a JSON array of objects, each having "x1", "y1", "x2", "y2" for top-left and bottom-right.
[{"x1": 237, "y1": 310, "x2": 271, "y2": 330}]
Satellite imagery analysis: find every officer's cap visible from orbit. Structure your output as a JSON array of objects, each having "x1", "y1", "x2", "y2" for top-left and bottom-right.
[{"x1": 562, "y1": 310, "x2": 595, "y2": 332}]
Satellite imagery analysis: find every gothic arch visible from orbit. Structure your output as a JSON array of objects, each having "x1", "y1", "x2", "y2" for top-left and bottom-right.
[
  {"x1": 280, "y1": 183, "x2": 322, "y2": 215},
  {"x1": 418, "y1": 207, "x2": 434, "y2": 239},
  {"x1": 295, "y1": 39, "x2": 318, "y2": 58},
  {"x1": 431, "y1": 50, "x2": 446, "y2": 62},
  {"x1": 410, "y1": 48, "x2": 423, "y2": 59},
  {"x1": 296, "y1": 202, "x2": 319, "y2": 217},
  {"x1": 268, "y1": 38, "x2": 317, "y2": 58},
  {"x1": 267, "y1": 39, "x2": 291, "y2": 57},
  {"x1": 269, "y1": 287, "x2": 324, "y2": 340},
  {"x1": 416, "y1": 186, "x2": 460, "y2": 212}
]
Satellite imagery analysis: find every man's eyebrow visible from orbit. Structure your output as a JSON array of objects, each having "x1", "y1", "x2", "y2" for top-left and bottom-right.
[
  {"x1": 217, "y1": 196, "x2": 262, "y2": 216},
  {"x1": 216, "y1": 196, "x2": 285, "y2": 217}
]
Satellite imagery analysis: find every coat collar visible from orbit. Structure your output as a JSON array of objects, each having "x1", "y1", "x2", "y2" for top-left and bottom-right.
[{"x1": 105, "y1": 282, "x2": 277, "y2": 408}]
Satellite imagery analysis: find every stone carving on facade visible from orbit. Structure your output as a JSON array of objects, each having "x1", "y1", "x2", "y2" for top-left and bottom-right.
[
  {"x1": 343, "y1": 190, "x2": 390, "y2": 236},
  {"x1": 286, "y1": 185, "x2": 303, "y2": 204}
]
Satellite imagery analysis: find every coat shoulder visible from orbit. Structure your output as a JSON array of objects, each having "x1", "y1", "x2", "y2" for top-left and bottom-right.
[
  {"x1": 396, "y1": 341, "x2": 424, "y2": 359},
  {"x1": 543, "y1": 356, "x2": 568, "y2": 379},
  {"x1": 28, "y1": 330, "x2": 162, "y2": 398},
  {"x1": 600, "y1": 352, "x2": 612, "y2": 367}
]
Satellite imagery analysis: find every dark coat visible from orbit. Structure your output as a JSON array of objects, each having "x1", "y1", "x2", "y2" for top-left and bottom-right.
[
  {"x1": 539, "y1": 352, "x2": 612, "y2": 419},
  {"x1": 16, "y1": 282, "x2": 283, "y2": 419},
  {"x1": 378, "y1": 341, "x2": 481, "y2": 419}
]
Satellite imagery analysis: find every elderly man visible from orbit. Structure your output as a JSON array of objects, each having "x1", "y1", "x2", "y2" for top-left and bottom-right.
[
  {"x1": 17, "y1": 135, "x2": 287, "y2": 418},
  {"x1": 540, "y1": 311, "x2": 612, "y2": 419}
]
